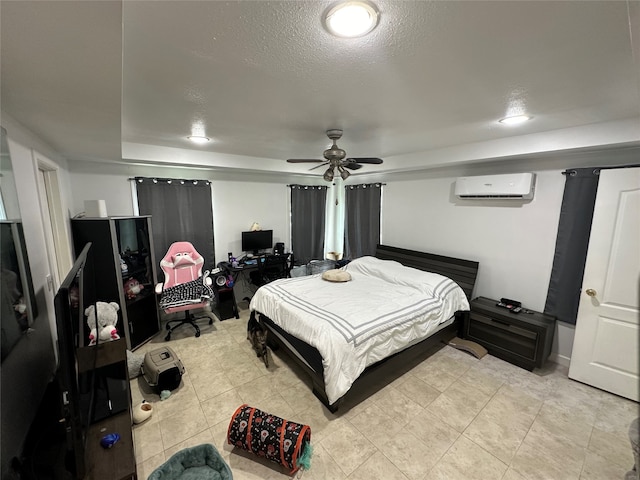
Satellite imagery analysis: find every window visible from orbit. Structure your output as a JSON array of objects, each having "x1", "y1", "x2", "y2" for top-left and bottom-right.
[{"x1": 324, "y1": 177, "x2": 346, "y2": 260}]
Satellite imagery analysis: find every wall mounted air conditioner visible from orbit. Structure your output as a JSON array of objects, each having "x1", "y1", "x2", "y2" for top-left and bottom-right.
[{"x1": 455, "y1": 173, "x2": 535, "y2": 200}]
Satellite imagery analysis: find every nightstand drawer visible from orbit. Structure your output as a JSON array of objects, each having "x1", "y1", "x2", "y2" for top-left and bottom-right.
[
  {"x1": 464, "y1": 296, "x2": 556, "y2": 370},
  {"x1": 467, "y1": 312, "x2": 537, "y2": 361}
]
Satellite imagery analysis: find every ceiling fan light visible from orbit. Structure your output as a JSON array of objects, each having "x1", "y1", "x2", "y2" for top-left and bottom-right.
[
  {"x1": 339, "y1": 166, "x2": 350, "y2": 180},
  {"x1": 323, "y1": 168, "x2": 335, "y2": 182},
  {"x1": 325, "y1": 1, "x2": 379, "y2": 38}
]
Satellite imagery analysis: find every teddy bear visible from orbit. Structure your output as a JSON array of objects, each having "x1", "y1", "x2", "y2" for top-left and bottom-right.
[
  {"x1": 124, "y1": 277, "x2": 144, "y2": 300},
  {"x1": 85, "y1": 301, "x2": 120, "y2": 346}
]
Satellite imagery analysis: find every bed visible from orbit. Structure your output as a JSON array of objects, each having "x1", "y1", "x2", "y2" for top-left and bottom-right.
[{"x1": 249, "y1": 244, "x2": 479, "y2": 412}]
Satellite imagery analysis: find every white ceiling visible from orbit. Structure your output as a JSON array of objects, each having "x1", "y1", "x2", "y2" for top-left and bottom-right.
[{"x1": 2, "y1": 1, "x2": 639, "y2": 180}]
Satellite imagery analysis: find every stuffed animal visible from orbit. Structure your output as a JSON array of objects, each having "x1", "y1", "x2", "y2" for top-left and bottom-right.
[
  {"x1": 124, "y1": 277, "x2": 144, "y2": 299},
  {"x1": 85, "y1": 301, "x2": 120, "y2": 346}
]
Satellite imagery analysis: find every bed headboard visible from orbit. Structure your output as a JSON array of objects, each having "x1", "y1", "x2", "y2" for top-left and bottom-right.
[{"x1": 375, "y1": 244, "x2": 479, "y2": 300}]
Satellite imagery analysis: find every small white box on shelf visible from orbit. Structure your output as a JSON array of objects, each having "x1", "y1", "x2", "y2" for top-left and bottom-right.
[{"x1": 84, "y1": 200, "x2": 107, "y2": 217}]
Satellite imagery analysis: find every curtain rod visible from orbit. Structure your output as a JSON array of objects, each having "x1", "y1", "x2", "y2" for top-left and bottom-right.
[
  {"x1": 286, "y1": 184, "x2": 327, "y2": 188},
  {"x1": 128, "y1": 176, "x2": 210, "y2": 185},
  {"x1": 286, "y1": 182, "x2": 386, "y2": 187},
  {"x1": 345, "y1": 183, "x2": 386, "y2": 187},
  {"x1": 562, "y1": 164, "x2": 640, "y2": 176}
]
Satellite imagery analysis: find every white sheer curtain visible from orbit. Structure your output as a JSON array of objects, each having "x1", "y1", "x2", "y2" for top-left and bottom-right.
[{"x1": 323, "y1": 177, "x2": 345, "y2": 260}]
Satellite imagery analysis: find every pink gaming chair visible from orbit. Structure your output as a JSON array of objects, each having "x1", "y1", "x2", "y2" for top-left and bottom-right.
[{"x1": 155, "y1": 241, "x2": 213, "y2": 340}]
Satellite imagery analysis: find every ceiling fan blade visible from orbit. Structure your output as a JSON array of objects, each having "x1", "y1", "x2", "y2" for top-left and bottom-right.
[
  {"x1": 343, "y1": 162, "x2": 363, "y2": 170},
  {"x1": 309, "y1": 162, "x2": 330, "y2": 171},
  {"x1": 347, "y1": 157, "x2": 384, "y2": 164},
  {"x1": 287, "y1": 159, "x2": 324, "y2": 163}
]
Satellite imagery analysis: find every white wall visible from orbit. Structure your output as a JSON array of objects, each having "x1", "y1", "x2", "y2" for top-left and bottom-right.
[
  {"x1": 382, "y1": 170, "x2": 575, "y2": 363},
  {"x1": 70, "y1": 171, "x2": 136, "y2": 217},
  {"x1": 211, "y1": 180, "x2": 290, "y2": 262},
  {"x1": 68, "y1": 170, "x2": 292, "y2": 265}
]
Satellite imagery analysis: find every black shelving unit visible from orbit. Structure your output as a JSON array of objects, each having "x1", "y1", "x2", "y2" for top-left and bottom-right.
[{"x1": 72, "y1": 216, "x2": 160, "y2": 350}]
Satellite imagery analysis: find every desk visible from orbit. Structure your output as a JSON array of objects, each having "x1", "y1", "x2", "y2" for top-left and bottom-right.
[
  {"x1": 218, "y1": 261, "x2": 258, "y2": 305},
  {"x1": 219, "y1": 254, "x2": 292, "y2": 303}
]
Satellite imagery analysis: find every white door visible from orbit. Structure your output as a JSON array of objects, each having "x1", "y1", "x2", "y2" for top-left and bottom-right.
[
  {"x1": 569, "y1": 167, "x2": 640, "y2": 401},
  {"x1": 35, "y1": 152, "x2": 73, "y2": 290}
]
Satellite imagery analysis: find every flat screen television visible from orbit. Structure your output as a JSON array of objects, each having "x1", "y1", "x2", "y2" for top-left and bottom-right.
[
  {"x1": 55, "y1": 242, "x2": 131, "y2": 479},
  {"x1": 241, "y1": 229, "x2": 273, "y2": 255},
  {"x1": 54, "y1": 242, "x2": 94, "y2": 478}
]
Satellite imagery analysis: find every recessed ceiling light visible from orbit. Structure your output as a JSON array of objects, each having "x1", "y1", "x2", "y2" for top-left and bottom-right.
[
  {"x1": 498, "y1": 115, "x2": 532, "y2": 125},
  {"x1": 325, "y1": 1, "x2": 379, "y2": 38},
  {"x1": 187, "y1": 135, "x2": 210, "y2": 144}
]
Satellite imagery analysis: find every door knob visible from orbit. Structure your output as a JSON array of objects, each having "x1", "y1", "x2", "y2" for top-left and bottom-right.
[{"x1": 585, "y1": 288, "x2": 597, "y2": 297}]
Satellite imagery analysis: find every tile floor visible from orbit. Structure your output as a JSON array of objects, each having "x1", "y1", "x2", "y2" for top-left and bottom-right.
[{"x1": 131, "y1": 306, "x2": 638, "y2": 480}]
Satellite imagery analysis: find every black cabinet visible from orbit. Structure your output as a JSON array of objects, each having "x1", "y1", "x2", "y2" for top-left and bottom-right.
[
  {"x1": 77, "y1": 338, "x2": 136, "y2": 479},
  {"x1": 72, "y1": 216, "x2": 160, "y2": 350},
  {"x1": 464, "y1": 296, "x2": 556, "y2": 370}
]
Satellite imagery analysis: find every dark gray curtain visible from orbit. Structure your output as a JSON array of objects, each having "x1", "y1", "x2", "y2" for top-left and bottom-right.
[
  {"x1": 344, "y1": 183, "x2": 382, "y2": 259},
  {"x1": 290, "y1": 185, "x2": 327, "y2": 265},
  {"x1": 136, "y1": 177, "x2": 215, "y2": 280},
  {"x1": 544, "y1": 168, "x2": 600, "y2": 325}
]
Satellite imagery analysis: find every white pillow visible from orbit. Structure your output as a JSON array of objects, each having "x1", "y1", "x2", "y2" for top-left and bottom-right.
[{"x1": 321, "y1": 269, "x2": 352, "y2": 282}]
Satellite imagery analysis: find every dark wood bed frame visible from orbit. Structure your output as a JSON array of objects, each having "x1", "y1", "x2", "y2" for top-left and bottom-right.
[{"x1": 256, "y1": 244, "x2": 479, "y2": 413}]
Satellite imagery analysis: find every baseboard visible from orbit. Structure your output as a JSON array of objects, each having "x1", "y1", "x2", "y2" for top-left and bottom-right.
[{"x1": 548, "y1": 352, "x2": 571, "y2": 367}]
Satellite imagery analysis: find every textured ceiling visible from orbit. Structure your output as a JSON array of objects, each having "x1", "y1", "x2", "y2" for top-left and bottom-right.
[{"x1": 2, "y1": 1, "x2": 639, "y2": 179}]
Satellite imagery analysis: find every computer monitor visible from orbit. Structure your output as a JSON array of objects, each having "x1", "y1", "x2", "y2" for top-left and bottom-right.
[{"x1": 241, "y1": 230, "x2": 273, "y2": 255}]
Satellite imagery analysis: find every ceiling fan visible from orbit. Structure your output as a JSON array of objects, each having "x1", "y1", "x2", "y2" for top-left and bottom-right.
[{"x1": 287, "y1": 129, "x2": 383, "y2": 181}]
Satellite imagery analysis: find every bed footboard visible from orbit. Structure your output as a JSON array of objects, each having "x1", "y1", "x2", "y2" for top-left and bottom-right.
[{"x1": 258, "y1": 311, "x2": 467, "y2": 413}]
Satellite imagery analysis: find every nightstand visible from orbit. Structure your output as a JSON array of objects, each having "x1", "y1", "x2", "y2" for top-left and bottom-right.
[{"x1": 463, "y1": 296, "x2": 556, "y2": 370}]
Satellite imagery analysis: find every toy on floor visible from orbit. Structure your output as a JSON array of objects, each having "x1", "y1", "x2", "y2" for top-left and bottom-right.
[
  {"x1": 447, "y1": 336, "x2": 488, "y2": 359},
  {"x1": 228, "y1": 404, "x2": 312, "y2": 475},
  {"x1": 85, "y1": 301, "x2": 120, "y2": 346}
]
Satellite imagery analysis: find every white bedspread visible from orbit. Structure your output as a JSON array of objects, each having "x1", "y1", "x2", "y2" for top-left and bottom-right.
[{"x1": 249, "y1": 256, "x2": 470, "y2": 404}]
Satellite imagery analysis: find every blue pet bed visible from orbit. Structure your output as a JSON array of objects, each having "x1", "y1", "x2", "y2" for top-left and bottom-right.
[{"x1": 147, "y1": 443, "x2": 232, "y2": 480}]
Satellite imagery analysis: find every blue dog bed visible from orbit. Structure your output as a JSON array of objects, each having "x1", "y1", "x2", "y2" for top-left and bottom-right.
[{"x1": 147, "y1": 443, "x2": 232, "y2": 480}]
